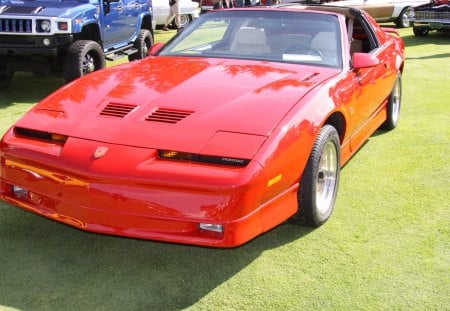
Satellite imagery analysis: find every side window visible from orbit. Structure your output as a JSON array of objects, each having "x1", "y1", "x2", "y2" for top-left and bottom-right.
[
  {"x1": 349, "y1": 17, "x2": 379, "y2": 55},
  {"x1": 103, "y1": 0, "x2": 120, "y2": 15}
]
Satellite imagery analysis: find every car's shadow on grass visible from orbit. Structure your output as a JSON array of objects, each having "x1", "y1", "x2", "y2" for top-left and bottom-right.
[
  {"x1": 0, "y1": 72, "x2": 64, "y2": 108},
  {"x1": 401, "y1": 31, "x2": 450, "y2": 48},
  {"x1": 406, "y1": 52, "x2": 450, "y2": 60},
  {"x1": 0, "y1": 203, "x2": 313, "y2": 310}
]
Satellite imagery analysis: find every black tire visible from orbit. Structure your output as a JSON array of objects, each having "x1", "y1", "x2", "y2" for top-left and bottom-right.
[
  {"x1": 0, "y1": 72, "x2": 13, "y2": 89},
  {"x1": 291, "y1": 125, "x2": 341, "y2": 227},
  {"x1": 381, "y1": 73, "x2": 402, "y2": 130},
  {"x1": 396, "y1": 7, "x2": 412, "y2": 28},
  {"x1": 63, "y1": 40, "x2": 105, "y2": 83},
  {"x1": 173, "y1": 14, "x2": 192, "y2": 29},
  {"x1": 413, "y1": 26, "x2": 429, "y2": 36},
  {"x1": 128, "y1": 29, "x2": 153, "y2": 62}
]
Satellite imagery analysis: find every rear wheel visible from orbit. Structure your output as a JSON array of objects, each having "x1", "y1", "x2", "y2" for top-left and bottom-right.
[
  {"x1": 63, "y1": 40, "x2": 105, "y2": 83},
  {"x1": 396, "y1": 7, "x2": 412, "y2": 28},
  {"x1": 128, "y1": 29, "x2": 153, "y2": 62},
  {"x1": 0, "y1": 72, "x2": 13, "y2": 89},
  {"x1": 291, "y1": 125, "x2": 341, "y2": 227},
  {"x1": 381, "y1": 73, "x2": 402, "y2": 130},
  {"x1": 413, "y1": 26, "x2": 429, "y2": 36}
]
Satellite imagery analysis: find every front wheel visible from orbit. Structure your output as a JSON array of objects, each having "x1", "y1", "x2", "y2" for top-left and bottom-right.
[
  {"x1": 291, "y1": 125, "x2": 341, "y2": 227},
  {"x1": 63, "y1": 40, "x2": 106, "y2": 83},
  {"x1": 128, "y1": 29, "x2": 154, "y2": 62},
  {"x1": 381, "y1": 73, "x2": 402, "y2": 130},
  {"x1": 396, "y1": 7, "x2": 412, "y2": 28}
]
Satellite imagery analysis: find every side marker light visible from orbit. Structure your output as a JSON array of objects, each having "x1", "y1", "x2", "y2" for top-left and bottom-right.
[{"x1": 267, "y1": 174, "x2": 283, "y2": 187}]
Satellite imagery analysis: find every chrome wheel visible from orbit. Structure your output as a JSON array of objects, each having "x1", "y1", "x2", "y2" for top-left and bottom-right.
[
  {"x1": 177, "y1": 14, "x2": 192, "y2": 28},
  {"x1": 316, "y1": 139, "x2": 338, "y2": 215},
  {"x1": 82, "y1": 53, "x2": 96, "y2": 75},
  {"x1": 292, "y1": 125, "x2": 340, "y2": 227},
  {"x1": 397, "y1": 7, "x2": 412, "y2": 28},
  {"x1": 391, "y1": 78, "x2": 401, "y2": 126},
  {"x1": 142, "y1": 41, "x2": 149, "y2": 57},
  {"x1": 381, "y1": 73, "x2": 402, "y2": 130}
]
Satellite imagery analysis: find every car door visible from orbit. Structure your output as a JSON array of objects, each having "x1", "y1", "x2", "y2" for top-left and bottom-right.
[
  {"x1": 329, "y1": 0, "x2": 394, "y2": 22},
  {"x1": 360, "y1": 0, "x2": 394, "y2": 22},
  {"x1": 102, "y1": 0, "x2": 140, "y2": 48},
  {"x1": 348, "y1": 15, "x2": 396, "y2": 151}
]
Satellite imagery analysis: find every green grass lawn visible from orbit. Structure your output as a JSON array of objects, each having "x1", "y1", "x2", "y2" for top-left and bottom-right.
[{"x1": 0, "y1": 28, "x2": 449, "y2": 310}]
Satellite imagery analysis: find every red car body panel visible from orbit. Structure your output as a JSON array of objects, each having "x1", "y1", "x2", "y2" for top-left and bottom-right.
[{"x1": 0, "y1": 7, "x2": 405, "y2": 247}]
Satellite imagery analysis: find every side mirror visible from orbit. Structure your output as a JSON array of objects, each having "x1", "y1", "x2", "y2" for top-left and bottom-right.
[
  {"x1": 353, "y1": 53, "x2": 380, "y2": 69},
  {"x1": 150, "y1": 42, "x2": 165, "y2": 55}
]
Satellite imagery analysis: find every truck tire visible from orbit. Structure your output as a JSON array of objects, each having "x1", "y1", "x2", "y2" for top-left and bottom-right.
[
  {"x1": 0, "y1": 73, "x2": 13, "y2": 89},
  {"x1": 63, "y1": 40, "x2": 105, "y2": 82},
  {"x1": 128, "y1": 29, "x2": 153, "y2": 62}
]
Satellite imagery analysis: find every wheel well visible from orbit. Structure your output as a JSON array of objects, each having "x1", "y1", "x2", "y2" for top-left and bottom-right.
[
  {"x1": 324, "y1": 112, "x2": 346, "y2": 143},
  {"x1": 76, "y1": 23, "x2": 102, "y2": 45},
  {"x1": 141, "y1": 15, "x2": 154, "y2": 35}
]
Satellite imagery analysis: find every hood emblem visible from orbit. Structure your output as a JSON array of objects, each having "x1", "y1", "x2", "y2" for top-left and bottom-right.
[{"x1": 93, "y1": 146, "x2": 109, "y2": 159}]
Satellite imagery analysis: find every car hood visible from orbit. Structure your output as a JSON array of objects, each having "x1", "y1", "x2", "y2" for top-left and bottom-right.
[
  {"x1": 0, "y1": 1, "x2": 94, "y2": 18},
  {"x1": 17, "y1": 56, "x2": 339, "y2": 154}
]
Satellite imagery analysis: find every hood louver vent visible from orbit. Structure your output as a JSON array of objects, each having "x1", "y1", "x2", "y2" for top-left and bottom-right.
[
  {"x1": 100, "y1": 103, "x2": 137, "y2": 118},
  {"x1": 302, "y1": 72, "x2": 319, "y2": 82},
  {"x1": 145, "y1": 108, "x2": 194, "y2": 124},
  {"x1": 3, "y1": 6, "x2": 42, "y2": 14},
  {"x1": 31, "y1": 6, "x2": 45, "y2": 14}
]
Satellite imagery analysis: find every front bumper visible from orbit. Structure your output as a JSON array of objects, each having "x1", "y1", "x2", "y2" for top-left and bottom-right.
[
  {"x1": 411, "y1": 10, "x2": 450, "y2": 31},
  {"x1": 412, "y1": 20, "x2": 450, "y2": 30},
  {"x1": 0, "y1": 34, "x2": 73, "y2": 56},
  {"x1": 0, "y1": 130, "x2": 298, "y2": 247}
]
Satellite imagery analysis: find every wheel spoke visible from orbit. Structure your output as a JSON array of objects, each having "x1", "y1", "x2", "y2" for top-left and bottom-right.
[
  {"x1": 83, "y1": 53, "x2": 95, "y2": 74},
  {"x1": 316, "y1": 140, "x2": 338, "y2": 214},
  {"x1": 392, "y1": 79, "x2": 401, "y2": 124}
]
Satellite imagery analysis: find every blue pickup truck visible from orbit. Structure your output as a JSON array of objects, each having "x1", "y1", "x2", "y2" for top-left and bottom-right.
[{"x1": 0, "y1": 0, "x2": 154, "y2": 88}]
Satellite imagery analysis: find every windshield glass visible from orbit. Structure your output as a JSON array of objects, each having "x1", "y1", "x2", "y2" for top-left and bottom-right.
[{"x1": 159, "y1": 9, "x2": 342, "y2": 68}]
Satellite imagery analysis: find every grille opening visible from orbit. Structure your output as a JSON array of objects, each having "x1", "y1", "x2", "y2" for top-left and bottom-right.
[
  {"x1": 145, "y1": 108, "x2": 194, "y2": 124},
  {"x1": 0, "y1": 18, "x2": 33, "y2": 33}
]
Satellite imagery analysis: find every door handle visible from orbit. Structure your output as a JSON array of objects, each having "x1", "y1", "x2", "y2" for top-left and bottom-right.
[{"x1": 117, "y1": 5, "x2": 123, "y2": 12}]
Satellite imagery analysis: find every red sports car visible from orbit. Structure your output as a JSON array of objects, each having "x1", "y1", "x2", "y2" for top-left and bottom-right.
[{"x1": 0, "y1": 5, "x2": 405, "y2": 247}]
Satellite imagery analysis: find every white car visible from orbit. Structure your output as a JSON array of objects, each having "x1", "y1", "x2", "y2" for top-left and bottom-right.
[
  {"x1": 153, "y1": 0, "x2": 200, "y2": 28},
  {"x1": 325, "y1": 0, "x2": 430, "y2": 27}
]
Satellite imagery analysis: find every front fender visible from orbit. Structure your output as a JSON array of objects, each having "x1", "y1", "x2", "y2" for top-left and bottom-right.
[
  {"x1": 67, "y1": 7, "x2": 99, "y2": 33},
  {"x1": 253, "y1": 74, "x2": 348, "y2": 203},
  {"x1": 137, "y1": 12, "x2": 154, "y2": 31}
]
